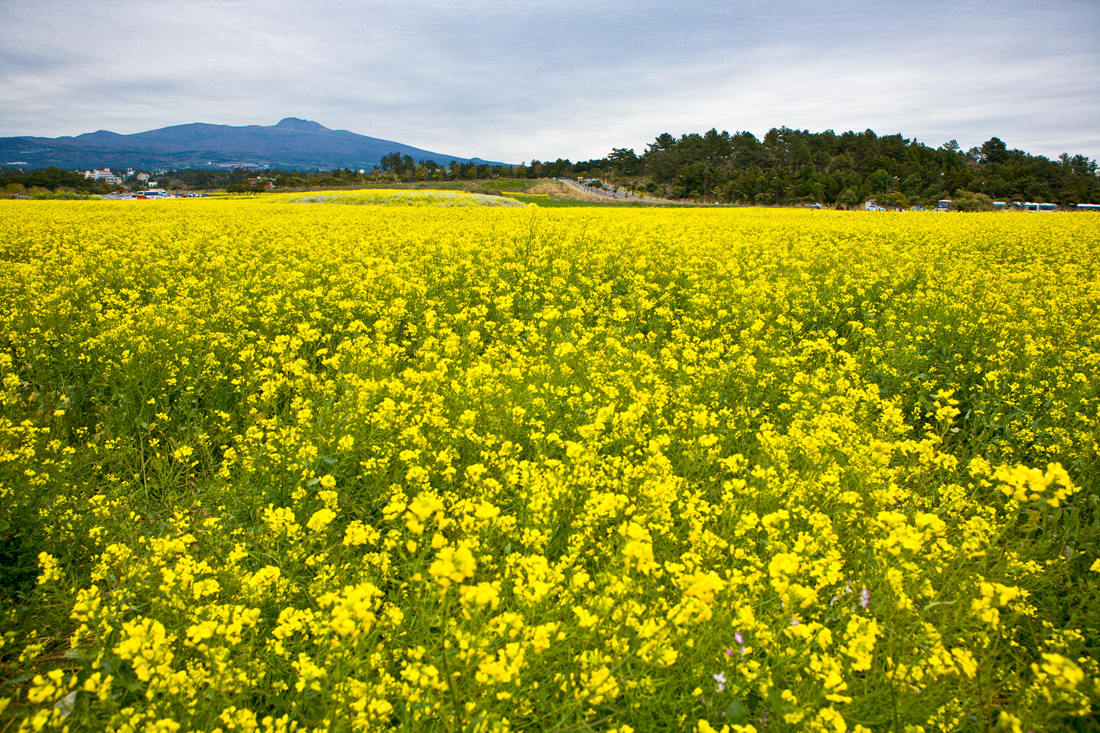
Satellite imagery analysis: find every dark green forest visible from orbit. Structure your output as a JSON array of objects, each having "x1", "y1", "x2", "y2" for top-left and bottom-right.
[
  {"x1": 3, "y1": 127, "x2": 1097, "y2": 207},
  {"x1": 605, "y1": 128, "x2": 1099, "y2": 207}
]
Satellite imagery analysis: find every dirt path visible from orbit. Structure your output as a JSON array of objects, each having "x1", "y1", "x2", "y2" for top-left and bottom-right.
[{"x1": 529, "y1": 179, "x2": 670, "y2": 205}]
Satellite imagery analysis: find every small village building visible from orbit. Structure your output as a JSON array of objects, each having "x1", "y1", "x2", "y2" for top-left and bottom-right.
[{"x1": 83, "y1": 168, "x2": 122, "y2": 185}]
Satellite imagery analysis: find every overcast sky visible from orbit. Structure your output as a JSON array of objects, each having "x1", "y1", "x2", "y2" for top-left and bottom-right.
[{"x1": 2, "y1": 0, "x2": 1097, "y2": 164}]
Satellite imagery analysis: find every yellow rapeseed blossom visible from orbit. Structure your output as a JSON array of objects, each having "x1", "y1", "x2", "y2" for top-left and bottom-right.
[
  {"x1": 429, "y1": 541, "x2": 477, "y2": 590},
  {"x1": 2, "y1": 200, "x2": 1098, "y2": 731}
]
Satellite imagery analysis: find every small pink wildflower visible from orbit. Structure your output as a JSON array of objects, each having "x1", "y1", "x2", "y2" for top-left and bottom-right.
[{"x1": 728, "y1": 631, "x2": 746, "y2": 658}]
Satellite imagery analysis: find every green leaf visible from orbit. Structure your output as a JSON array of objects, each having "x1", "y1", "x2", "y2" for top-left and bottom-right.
[{"x1": 724, "y1": 699, "x2": 750, "y2": 725}]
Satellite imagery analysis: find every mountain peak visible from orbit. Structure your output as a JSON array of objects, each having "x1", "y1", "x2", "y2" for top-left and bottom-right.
[
  {"x1": 1, "y1": 119, "x2": 505, "y2": 170},
  {"x1": 275, "y1": 118, "x2": 329, "y2": 132}
]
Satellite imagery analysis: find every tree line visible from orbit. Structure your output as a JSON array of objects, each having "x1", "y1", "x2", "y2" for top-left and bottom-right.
[
  {"x1": 590, "y1": 128, "x2": 1099, "y2": 207},
  {"x1": 365, "y1": 128, "x2": 1099, "y2": 207},
  {"x1": 4, "y1": 127, "x2": 1096, "y2": 207},
  {"x1": 0, "y1": 167, "x2": 110, "y2": 196}
]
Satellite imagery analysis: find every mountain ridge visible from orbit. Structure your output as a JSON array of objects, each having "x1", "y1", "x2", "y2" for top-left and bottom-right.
[{"x1": 0, "y1": 118, "x2": 503, "y2": 171}]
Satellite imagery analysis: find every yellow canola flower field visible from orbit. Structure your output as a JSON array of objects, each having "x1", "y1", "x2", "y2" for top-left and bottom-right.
[
  {"x1": 283, "y1": 189, "x2": 527, "y2": 207},
  {"x1": 1, "y1": 198, "x2": 1098, "y2": 732}
]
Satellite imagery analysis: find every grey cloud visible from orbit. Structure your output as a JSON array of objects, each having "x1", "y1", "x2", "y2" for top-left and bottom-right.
[{"x1": 1, "y1": 0, "x2": 1096, "y2": 162}]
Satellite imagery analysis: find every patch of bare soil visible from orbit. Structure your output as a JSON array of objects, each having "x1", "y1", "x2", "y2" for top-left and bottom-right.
[{"x1": 528, "y1": 180, "x2": 606, "y2": 202}]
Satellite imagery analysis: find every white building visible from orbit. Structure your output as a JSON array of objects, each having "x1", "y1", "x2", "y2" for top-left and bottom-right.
[{"x1": 83, "y1": 168, "x2": 122, "y2": 186}]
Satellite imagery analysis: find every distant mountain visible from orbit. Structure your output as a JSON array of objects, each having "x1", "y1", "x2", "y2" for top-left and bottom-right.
[{"x1": 0, "y1": 118, "x2": 504, "y2": 171}]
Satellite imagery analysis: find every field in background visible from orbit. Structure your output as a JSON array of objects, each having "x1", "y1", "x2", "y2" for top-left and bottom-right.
[
  {"x1": 282, "y1": 189, "x2": 527, "y2": 208},
  {"x1": 269, "y1": 180, "x2": 650, "y2": 206},
  {"x1": 1, "y1": 199, "x2": 1098, "y2": 731}
]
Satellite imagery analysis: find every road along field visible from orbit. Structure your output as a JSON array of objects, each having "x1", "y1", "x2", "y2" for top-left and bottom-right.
[{"x1": 1, "y1": 196, "x2": 1098, "y2": 731}]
